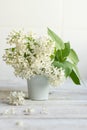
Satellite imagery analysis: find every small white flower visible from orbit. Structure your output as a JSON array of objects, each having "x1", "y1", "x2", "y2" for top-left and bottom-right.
[{"x1": 8, "y1": 91, "x2": 25, "y2": 106}]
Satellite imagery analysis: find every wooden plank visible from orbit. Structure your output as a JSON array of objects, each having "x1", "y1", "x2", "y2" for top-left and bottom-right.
[
  {"x1": 1, "y1": 88, "x2": 87, "y2": 100},
  {"x1": 0, "y1": 89, "x2": 87, "y2": 130},
  {"x1": 0, "y1": 118, "x2": 87, "y2": 130}
]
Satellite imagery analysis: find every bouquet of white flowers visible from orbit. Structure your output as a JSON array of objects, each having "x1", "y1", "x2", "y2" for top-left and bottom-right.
[
  {"x1": 3, "y1": 28, "x2": 81, "y2": 87},
  {"x1": 3, "y1": 29, "x2": 65, "y2": 86}
]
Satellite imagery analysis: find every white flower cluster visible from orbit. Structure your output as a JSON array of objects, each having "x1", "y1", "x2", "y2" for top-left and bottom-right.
[
  {"x1": 3, "y1": 30, "x2": 65, "y2": 86},
  {"x1": 8, "y1": 91, "x2": 25, "y2": 106}
]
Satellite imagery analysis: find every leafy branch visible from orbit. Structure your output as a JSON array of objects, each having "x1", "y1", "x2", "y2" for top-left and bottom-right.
[{"x1": 48, "y1": 28, "x2": 81, "y2": 85}]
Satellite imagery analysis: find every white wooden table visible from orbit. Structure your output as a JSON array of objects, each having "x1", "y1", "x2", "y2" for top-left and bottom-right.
[{"x1": 0, "y1": 86, "x2": 87, "y2": 130}]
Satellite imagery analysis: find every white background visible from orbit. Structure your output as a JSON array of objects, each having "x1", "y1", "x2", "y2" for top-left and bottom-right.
[{"x1": 0, "y1": 0, "x2": 87, "y2": 88}]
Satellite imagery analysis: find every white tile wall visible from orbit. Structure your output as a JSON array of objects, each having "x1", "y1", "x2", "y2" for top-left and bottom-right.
[{"x1": 0, "y1": 0, "x2": 87, "y2": 88}]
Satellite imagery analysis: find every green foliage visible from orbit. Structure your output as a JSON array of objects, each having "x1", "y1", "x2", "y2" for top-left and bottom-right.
[
  {"x1": 11, "y1": 48, "x2": 15, "y2": 52},
  {"x1": 48, "y1": 28, "x2": 64, "y2": 49},
  {"x1": 70, "y1": 70, "x2": 80, "y2": 85},
  {"x1": 48, "y1": 28, "x2": 81, "y2": 85},
  {"x1": 69, "y1": 49, "x2": 79, "y2": 64},
  {"x1": 62, "y1": 42, "x2": 70, "y2": 58},
  {"x1": 53, "y1": 61, "x2": 73, "y2": 77}
]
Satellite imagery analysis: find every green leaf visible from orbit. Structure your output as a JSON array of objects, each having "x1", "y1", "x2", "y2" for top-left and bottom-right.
[
  {"x1": 24, "y1": 52, "x2": 27, "y2": 58},
  {"x1": 62, "y1": 42, "x2": 70, "y2": 58},
  {"x1": 63, "y1": 61, "x2": 73, "y2": 77},
  {"x1": 53, "y1": 42, "x2": 70, "y2": 62},
  {"x1": 55, "y1": 50, "x2": 62, "y2": 61},
  {"x1": 11, "y1": 48, "x2": 15, "y2": 52},
  {"x1": 68, "y1": 49, "x2": 79, "y2": 64},
  {"x1": 5, "y1": 47, "x2": 15, "y2": 51},
  {"x1": 53, "y1": 61, "x2": 65, "y2": 68},
  {"x1": 70, "y1": 70, "x2": 81, "y2": 85},
  {"x1": 53, "y1": 61, "x2": 73, "y2": 77},
  {"x1": 50, "y1": 54, "x2": 55, "y2": 60},
  {"x1": 72, "y1": 64, "x2": 80, "y2": 78},
  {"x1": 47, "y1": 28, "x2": 64, "y2": 49}
]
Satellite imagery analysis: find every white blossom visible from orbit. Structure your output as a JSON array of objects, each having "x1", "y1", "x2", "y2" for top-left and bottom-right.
[
  {"x1": 3, "y1": 30, "x2": 65, "y2": 86},
  {"x1": 8, "y1": 91, "x2": 25, "y2": 106}
]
